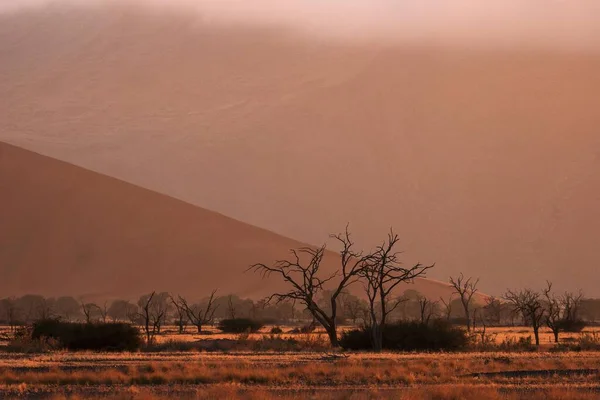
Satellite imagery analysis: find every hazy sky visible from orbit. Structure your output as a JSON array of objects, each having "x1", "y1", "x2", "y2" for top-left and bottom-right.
[
  {"x1": 2, "y1": 0, "x2": 600, "y2": 50},
  {"x1": 1, "y1": 0, "x2": 599, "y2": 295}
]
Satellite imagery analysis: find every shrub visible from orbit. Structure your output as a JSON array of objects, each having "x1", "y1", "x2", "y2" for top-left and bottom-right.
[
  {"x1": 340, "y1": 320, "x2": 469, "y2": 351},
  {"x1": 559, "y1": 319, "x2": 586, "y2": 333},
  {"x1": 270, "y1": 326, "x2": 283, "y2": 334},
  {"x1": 217, "y1": 318, "x2": 264, "y2": 333},
  {"x1": 31, "y1": 319, "x2": 142, "y2": 351},
  {"x1": 496, "y1": 336, "x2": 536, "y2": 352}
]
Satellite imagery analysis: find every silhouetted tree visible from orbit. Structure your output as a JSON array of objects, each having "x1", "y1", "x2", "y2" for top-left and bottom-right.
[
  {"x1": 504, "y1": 288, "x2": 546, "y2": 346},
  {"x1": 483, "y1": 296, "x2": 503, "y2": 326},
  {"x1": 80, "y1": 302, "x2": 99, "y2": 324},
  {"x1": 361, "y1": 231, "x2": 434, "y2": 352},
  {"x1": 449, "y1": 273, "x2": 480, "y2": 331},
  {"x1": 169, "y1": 295, "x2": 188, "y2": 334},
  {"x1": 417, "y1": 295, "x2": 438, "y2": 325},
  {"x1": 439, "y1": 295, "x2": 454, "y2": 321},
  {"x1": 0, "y1": 297, "x2": 20, "y2": 331},
  {"x1": 136, "y1": 292, "x2": 169, "y2": 344},
  {"x1": 250, "y1": 226, "x2": 374, "y2": 347},
  {"x1": 178, "y1": 290, "x2": 218, "y2": 333}
]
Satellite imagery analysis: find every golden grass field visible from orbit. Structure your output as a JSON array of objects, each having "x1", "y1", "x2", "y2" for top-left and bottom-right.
[
  {"x1": 0, "y1": 351, "x2": 599, "y2": 399},
  {"x1": 1, "y1": 325, "x2": 600, "y2": 399}
]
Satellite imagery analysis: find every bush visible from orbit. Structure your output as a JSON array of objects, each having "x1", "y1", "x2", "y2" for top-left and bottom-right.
[
  {"x1": 559, "y1": 319, "x2": 586, "y2": 333},
  {"x1": 270, "y1": 326, "x2": 283, "y2": 334},
  {"x1": 340, "y1": 320, "x2": 469, "y2": 352},
  {"x1": 31, "y1": 319, "x2": 142, "y2": 351},
  {"x1": 217, "y1": 318, "x2": 264, "y2": 333}
]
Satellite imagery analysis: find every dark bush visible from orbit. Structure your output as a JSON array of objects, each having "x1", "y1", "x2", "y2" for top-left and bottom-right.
[
  {"x1": 340, "y1": 320, "x2": 469, "y2": 351},
  {"x1": 31, "y1": 319, "x2": 141, "y2": 351},
  {"x1": 559, "y1": 319, "x2": 587, "y2": 333},
  {"x1": 217, "y1": 318, "x2": 264, "y2": 333},
  {"x1": 270, "y1": 326, "x2": 283, "y2": 334}
]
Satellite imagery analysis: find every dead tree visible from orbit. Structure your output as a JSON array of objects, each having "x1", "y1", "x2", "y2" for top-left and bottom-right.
[
  {"x1": 542, "y1": 281, "x2": 562, "y2": 343},
  {"x1": 417, "y1": 295, "x2": 438, "y2": 325},
  {"x1": 250, "y1": 226, "x2": 373, "y2": 347},
  {"x1": 1, "y1": 297, "x2": 19, "y2": 332},
  {"x1": 362, "y1": 231, "x2": 434, "y2": 352},
  {"x1": 169, "y1": 295, "x2": 188, "y2": 334},
  {"x1": 483, "y1": 296, "x2": 503, "y2": 326},
  {"x1": 136, "y1": 292, "x2": 168, "y2": 345},
  {"x1": 81, "y1": 302, "x2": 98, "y2": 324},
  {"x1": 449, "y1": 273, "x2": 480, "y2": 331},
  {"x1": 227, "y1": 295, "x2": 237, "y2": 319},
  {"x1": 179, "y1": 290, "x2": 218, "y2": 333},
  {"x1": 561, "y1": 290, "x2": 584, "y2": 325},
  {"x1": 439, "y1": 295, "x2": 454, "y2": 321},
  {"x1": 97, "y1": 301, "x2": 109, "y2": 323},
  {"x1": 504, "y1": 288, "x2": 546, "y2": 346}
]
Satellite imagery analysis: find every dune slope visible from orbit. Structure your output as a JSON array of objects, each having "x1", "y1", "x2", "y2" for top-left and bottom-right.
[{"x1": 0, "y1": 142, "x2": 454, "y2": 300}]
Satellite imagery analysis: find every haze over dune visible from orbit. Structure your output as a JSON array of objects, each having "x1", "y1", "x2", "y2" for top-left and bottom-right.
[
  {"x1": 0, "y1": 142, "x2": 454, "y2": 301},
  {"x1": 1, "y1": 1, "x2": 599, "y2": 296}
]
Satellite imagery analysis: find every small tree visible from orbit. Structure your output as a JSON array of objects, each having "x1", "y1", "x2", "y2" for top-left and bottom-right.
[
  {"x1": 136, "y1": 292, "x2": 169, "y2": 345},
  {"x1": 178, "y1": 290, "x2": 218, "y2": 333},
  {"x1": 361, "y1": 231, "x2": 434, "y2": 352},
  {"x1": 169, "y1": 295, "x2": 188, "y2": 334},
  {"x1": 227, "y1": 295, "x2": 237, "y2": 319},
  {"x1": 0, "y1": 297, "x2": 20, "y2": 331},
  {"x1": 81, "y1": 302, "x2": 99, "y2": 324},
  {"x1": 504, "y1": 288, "x2": 546, "y2": 346},
  {"x1": 417, "y1": 295, "x2": 438, "y2": 325},
  {"x1": 439, "y1": 295, "x2": 454, "y2": 321},
  {"x1": 449, "y1": 273, "x2": 479, "y2": 331},
  {"x1": 542, "y1": 282, "x2": 562, "y2": 343},
  {"x1": 482, "y1": 296, "x2": 503, "y2": 326}
]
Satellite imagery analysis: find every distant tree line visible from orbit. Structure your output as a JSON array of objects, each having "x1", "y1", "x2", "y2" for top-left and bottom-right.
[{"x1": 1, "y1": 228, "x2": 598, "y2": 349}]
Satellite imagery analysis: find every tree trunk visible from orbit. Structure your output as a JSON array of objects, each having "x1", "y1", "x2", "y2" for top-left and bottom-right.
[
  {"x1": 371, "y1": 324, "x2": 383, "y2": 353},
  {"x1": 533, "y1": 327, "x2": 540, "y2": 346},
  {"x1": 196, "y1": 324, "x2": 202, "y2": 333},
  {"x1": 553, "y1": 330, "x2": 559, "y2": 343},
  {"x1": 326, "y1": 328, "x2": 339, "y2": 347}
]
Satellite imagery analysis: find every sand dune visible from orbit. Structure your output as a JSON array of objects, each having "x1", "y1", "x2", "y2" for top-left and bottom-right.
[
  {"x1": 1, "y1": 3, "x2": 599, "y2": 295},
  {"x1": 0, "y1": 141, "x2": 455, "y2": 301}
]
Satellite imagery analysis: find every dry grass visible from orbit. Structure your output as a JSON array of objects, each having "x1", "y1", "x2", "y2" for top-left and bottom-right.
[{"x1": 0, "y1": 351, "x2": 599, "y2": 399}]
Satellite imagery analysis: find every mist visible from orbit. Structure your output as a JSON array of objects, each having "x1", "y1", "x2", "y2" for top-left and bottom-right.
[{"x1": 2, "y1": 0, "x2": 600, "y2": 51}]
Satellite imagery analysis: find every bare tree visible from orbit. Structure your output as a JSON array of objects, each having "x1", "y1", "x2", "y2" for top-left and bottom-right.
[
  {"x1": 439, "y1": 295, "x2": 454, "y2": 321},
  {"x1": 250, "y1": 226, "x2": 373, "y2": 347},
  {"x1": 169, "y1": 295, "x2": 188, "y2": 334},
  {"x1": 449, "y1": 273, "x2": 480, "y2": 331},
  {"x1": 504, "y1": 288, "x2": 546, "y2": 346},
  {"x1": 344, "y1": 296, "x2": 367, "y2": 326},
  {"x1": 136, "y1": 292, "x2": 169, "y2": 345},
  {"x1": 97, "y1": 301, "x2": 109, "y2": 323},
  {"x1": 542, "y1": 282, "x2": 562, "y2": 343},
  {"x1": 361, "y1": 231, "x2": 434, "y2": 352},
  {"x1": 179, "y1": 290, "x2": 218, "y2": 333},
  {"x1": 483, "y1": 296, "x2": 503, "y2": 326},
  {"x1": 0, "y1": 297, "x2": 20, "y2": 332},
  {"x1": 81, "y1": 302, "x2": 98, "y2": 324},
  {"x1": 417, "y1": 295, "x2": 438, "y2": 325},
  {"x1": 561, "y1": 290, "x2": 584, "y2": 325},
  {"x1": 227, "y1": 295, "x2": 237, "y2": 319}
]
